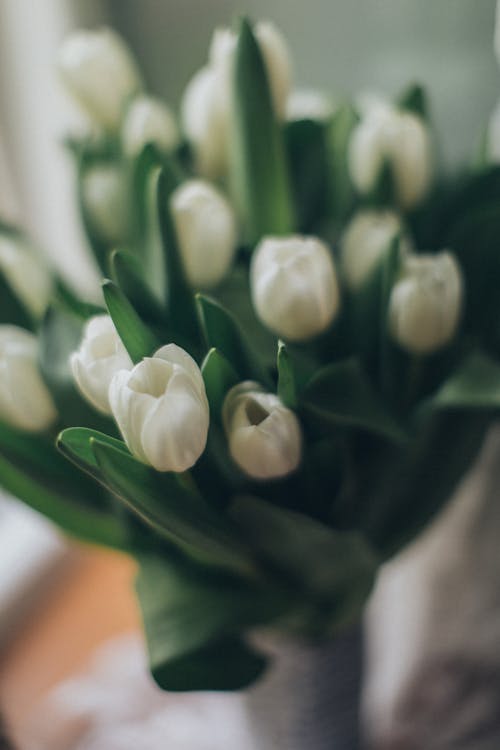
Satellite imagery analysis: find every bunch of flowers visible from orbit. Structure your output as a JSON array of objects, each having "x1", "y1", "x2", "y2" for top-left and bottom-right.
[{"x1": 1, "y1": 18, "x2": 500, "y2": 691}]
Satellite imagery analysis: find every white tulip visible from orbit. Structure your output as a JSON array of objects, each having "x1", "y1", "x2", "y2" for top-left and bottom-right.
[
  {"x1": 170, "y1": 180, "x2": 237, "y2": 288},
  {"x1": 251, "y1": 235, "x2": 340, "y2": 341},
  {"x1": 181, "y1": 65, "x2": 228, "y2": 179},
  {"x1": 181, "y1": 21, "x2": 291, "y2": 178},
  {"x1": 58, "y1": 28, "x2": 142, "y2": 131},
  {"x1": 0, "y1": 234, "x2": 52, "y2": 317},
  {"x1": 109, "y1": 344, "x2": 209, "y2": 472},
  {"x1": 81, "y1": 164, "x2": 128, "y2": 244},
  {"x1": 286, "y1": 89, "x2": 335, "y2": 123},
  {"x1": 349, "y1": 100, "x2": 433, "y2": 209},
  {"x1": 341, "y1": 210, "x2": 410, "y2": 289},
  {"x1": 122, "y1": 94, "x2": 179, "y2": 157},
  {"x1": 70, "y1": 315, "x2": 132, "y2": 414},
  {"x1": 388, "y1": 252, "x2": 463, "y2": 354},
  {"x1": 223, "y1": 382, "x2": 301, "y2": 480},
  {"x1": 0, "y1": 326, "x2": 56, "y2": 432}
]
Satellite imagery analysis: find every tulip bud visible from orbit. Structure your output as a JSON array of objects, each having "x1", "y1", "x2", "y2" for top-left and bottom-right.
[
  {"x1": 181, "y1": 65, "x2": 227, "y2": 179},
  {"x1": 286, "y1": 89, "x2": 335, "y2": 123},
  {"x1": 109, "y1": 344, "x2": 209, "y2": 472},
  {"x1": 223, "y1": 382, "x2": 301, "y2": 480},
  {"x1": 81, "y1": 164, "x2": 128, "y2": 245},
  {"x1": 58, "y1": 28, "x2": 142, "y2": 131},
  {"x1": 0, "y1": 326, "x2": 56, "y2": 432},
  {"x1": 0, "y1": 233, "x2": 52, "y2": 317},
  {"x1": 250, "y1": 235, "x2": 340, "y2": 342},
  {"x1": 340, "y1": 210, "x2": 410, "y2": 289},
  {"x1": 170, "y1": 180, "x2": 237, "y2": 288},
  {"x1": 70, "y1": 315, "x2": 132, "y2": 415},
  {"x1": 388, "y1": 252, "x2": 463, "y2": 354},
  {"x1": 181, "y1": 21, "x2": 291, "y2": 178},
  {"x1": 121, "y1": 94, "x2": 179, "y2": 157},
  {"x1": 348, "y1": 99, "x2": 433, "y2": 209}
]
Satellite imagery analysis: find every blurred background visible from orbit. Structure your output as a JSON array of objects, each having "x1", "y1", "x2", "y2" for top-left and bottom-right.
[{"x1": 0, "y1": 0, "x2": 498, "y2": 294}]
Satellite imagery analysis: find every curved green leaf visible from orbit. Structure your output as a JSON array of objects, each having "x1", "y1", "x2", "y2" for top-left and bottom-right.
[
  {"x1": 230, "y1": 17, "x2": 294, "y2": 243},
  {"x1": 102, "y1": 279, "x2": 161, "y2": 363}
]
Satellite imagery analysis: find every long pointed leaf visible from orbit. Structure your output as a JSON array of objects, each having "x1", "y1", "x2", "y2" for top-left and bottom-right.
[
  {"x1": 230, "y1": 17, "x2": 294, "y2": 243},
  {"x1": 102, "y1": 279, "x2": 160, "y2": 363}
]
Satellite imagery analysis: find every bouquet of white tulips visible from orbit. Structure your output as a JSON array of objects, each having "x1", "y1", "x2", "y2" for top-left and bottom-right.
[{"x1": 1, "y1": 17, "x2": 500, "y2": 692}]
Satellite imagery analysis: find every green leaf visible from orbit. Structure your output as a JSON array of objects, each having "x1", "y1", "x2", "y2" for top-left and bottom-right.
[
  {"x1": 156, "y1": 167, "x2": 201, "y2": 353},
  {"x1": 230, "y1": 17, "x2": 294, "y2": 243},
  {"x1": 0, "y1": 450, "x2": 127, "y2": 549},
  {"x1": 231, "y1": 496, "x2": 377, "y2": 630},
  {"x1": 397, "y1": 83, "x2": 428, "y2": 120},
  {"x1": 136, "y1": 552, "x2": 283, "y2": 691},
  {"x1": 277, "y1": 340, "x2": 298, "y2": 408},
  {"x1": 361, "y1": 412, "x2": 491, "y2": 557},
  {"x1": 0, "y1": 269, "x2": 34, "y2": 330},
  {"x1": 110, "y1": 248, "x2": 167, "y2": 327},
  {"x1": 196, "y1": 294, "x2": 272, "y2": 387},
  {"x1": 285, "y1": 118, "x2": 330, "y2": 231},
  {"x1": 431, "y1": 352, "x2": 500, "y2": 410},
  {"x1": 102, "y1": 279, "x2": 160, "y2": 363},
  {"x1": 91, "y1": 439, "x2": 255, "y2": 575},
  {"x1": 302, "y1": 358, "x2": 406, "y2": 443},
  {"x1": 57, "y1": 427, "x2": 130, "y2": 483},
  {"x1": 327, "y1": 102, "x2": 358, "y2": 224},
  {"x1": 201, "y1": 348, "x2": 239, "y2": 419}
]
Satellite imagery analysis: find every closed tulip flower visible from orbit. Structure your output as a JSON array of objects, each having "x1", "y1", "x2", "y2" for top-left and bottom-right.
[
  {"x1": 58, "y1": 28, "x2": 142, "y2": 131},
  {"x1": 181, "y1": 21, "x2": 291, "y2": 178},
  {"x1": 388, "y1": 252, "x2": 463, "y2": 354},
  {"x1": 0, "y1": 234, "x2": 52, "y2": 317},
  {"x1": 223, "y1": 382, "x2": 302, "y2": 480},
  {"x1": 250, "y1": 235, "x2": 340, "y2": 341},
  {"x1": 341, "y1": 210, "x2": 410, "y2": 289},
  {"x1": 109, "y1": 344, "x2": 209, "y2": 472},
  {"x1": 349, "y1": 99, "x2": 433, "y2": 210},
  {"x1": 70, "y1": 315, "x2": 132, "y2": 414},
  {"x1": 0, "y1": 326, "x2": 56, "y2": 432},
  {"x1": 81, "y1": 164, "x2": 128, "y2": 245},
  {"x1": 170, "y1": 180, "x2": 237, "y2": 288},
  {"x1": 122, "y1": 94, "x2": 179, "y2": 157}
]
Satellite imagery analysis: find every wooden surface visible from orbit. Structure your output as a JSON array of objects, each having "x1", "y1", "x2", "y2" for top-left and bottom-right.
[{"x1": 0, "y1": 546, "x2": 139, "y2": 739}]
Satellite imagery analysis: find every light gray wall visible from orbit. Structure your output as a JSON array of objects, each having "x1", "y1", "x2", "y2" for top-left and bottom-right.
[{"x1": 105, "y1": 0, "x2": 499, "y2": 166}]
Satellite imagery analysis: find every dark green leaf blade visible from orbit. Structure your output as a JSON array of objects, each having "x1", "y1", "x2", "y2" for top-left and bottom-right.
[
  {"x1": 91, "y1": 439, "x2": 255, "y2": 575},
  {"x1": 277, "y1": 340, "x2": 298, "y2": 408},
  {"x1": 102, "y1": 279, "x2": 160, "y2": 363},
  {"x1": 302, "y1": 359, "x2": 407, "y2": 443},
  {"x1": 196, "y1": 294, "x2": 271, "y2": 387},
  {"x1": 201, "y1": 348, "x2": 239, "y2": 419},
  {"x1": 230, "y1": 17, "x2": 294, "y2": 243},
  {"x1": 135, "y1": 552, "x2": 289, "y2": 691},
  {"x1": 110, "y1": 248, "x2": 167, "y2": 327},
  {"x1": 431, "y1": 352, "x2": 500, "y2": 410}
]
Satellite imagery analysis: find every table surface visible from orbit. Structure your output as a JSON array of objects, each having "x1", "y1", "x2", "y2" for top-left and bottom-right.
[{"x1": 0, "y1": 545, "x2": 139, "y2": 739}]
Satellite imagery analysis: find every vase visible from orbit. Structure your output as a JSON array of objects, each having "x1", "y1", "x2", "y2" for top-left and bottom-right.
[{"x1": 240, "y1": 622, "x2": 364, "y2": 750}]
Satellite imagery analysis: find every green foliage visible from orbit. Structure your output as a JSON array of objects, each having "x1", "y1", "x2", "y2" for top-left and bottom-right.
[{"x1": 230, "y1": 18, "x2": 294, "y2": 244}]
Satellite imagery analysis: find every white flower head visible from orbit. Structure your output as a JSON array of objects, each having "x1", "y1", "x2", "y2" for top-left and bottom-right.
[
  {"x1": 388, "y1": 251, "x2": 463, "y2": 354},
  {"x1": 0, "y1": 234, "x2": 52, "y2": 318},
  {"x1": 251, "y1": 235, "x2": 340, "y2": 342},
  {"x1": 122, "y1": 94, "x2": 179, "y2": 158},
  {"x1": 341, "y1": 210, "x2": 411, "y2": 289},
  {"x1": 349, "y1": 98, "x2": 433, "y2": 210},
  {"x1": 71, "y1": 315, "x2": 132, "y2": 414},
  {"x1": 181, "y1": 20, "x2": 291, "y2": 178},
  {"x1": 0, "y1": 326, "x2": 56, "y2": 432},
  {"x1": 81, "y1": 164, "x2": 128, "y2": 244},
  {"x1": 170, "y1": 180, "x2": 237, "y2": 289},
  {"x1": 223, "y1": 382, "x2": 302, "y2": 480},
  {"x1": 286, "y1": 88, "x2": 335, "y2": 123},
  {"x1": 109, "y1": 344, "x2": 209, "y2": 472},
  {"x1": 58, "y1": 28, "x2": 142, "y2": 131}
]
